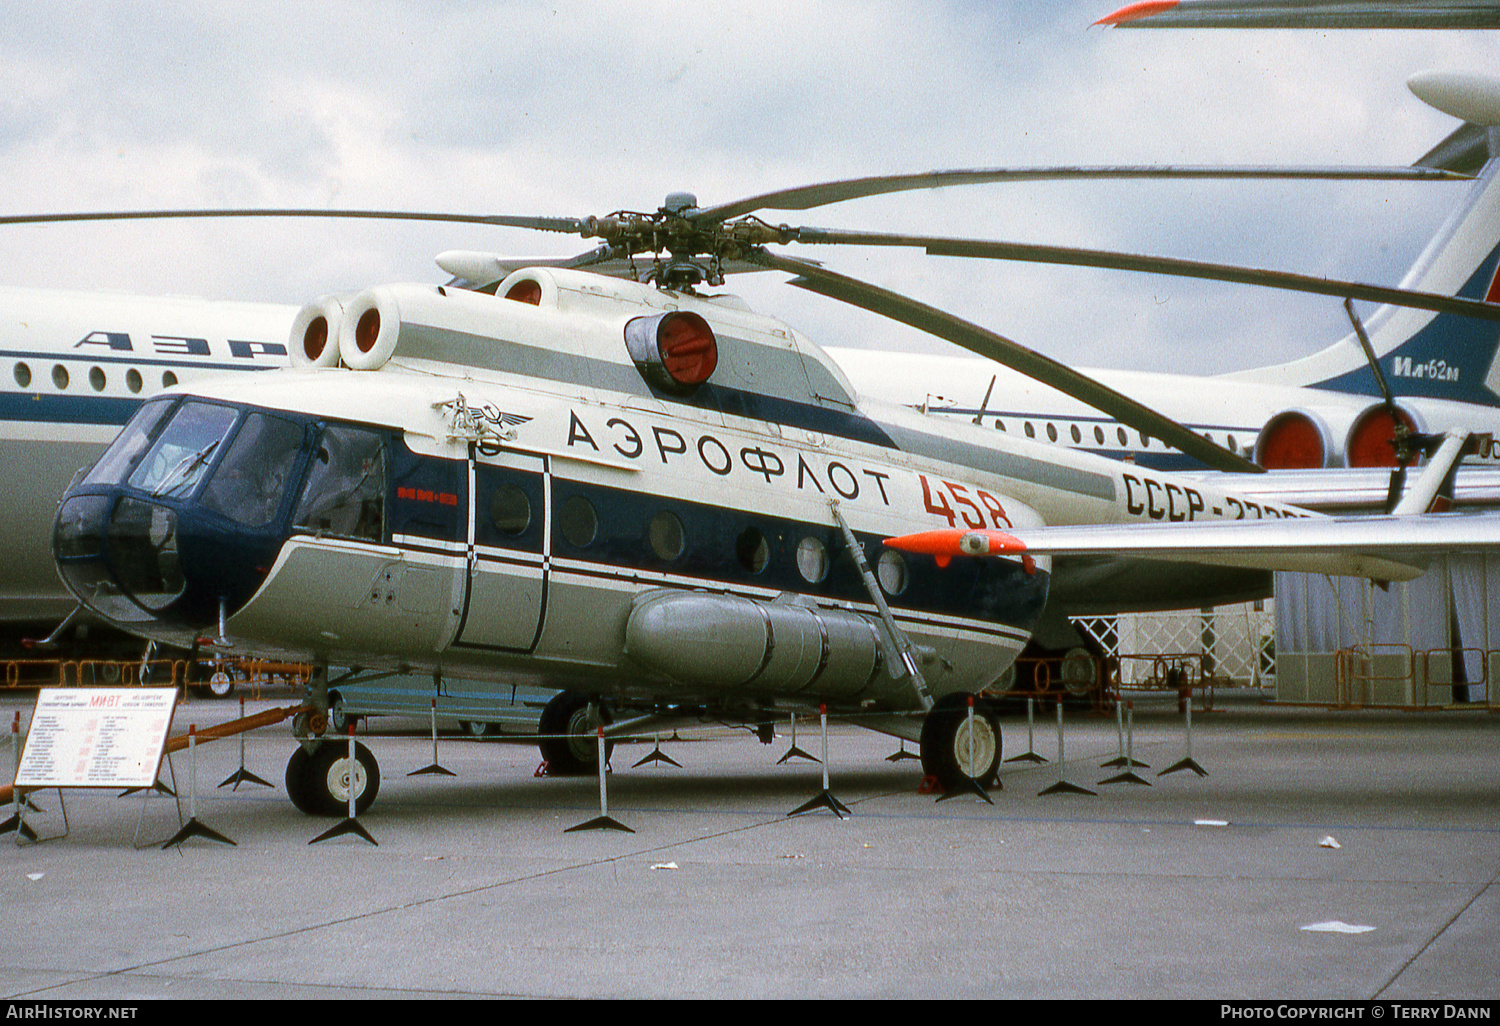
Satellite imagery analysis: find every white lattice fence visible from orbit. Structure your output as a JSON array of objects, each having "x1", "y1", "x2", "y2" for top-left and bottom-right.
[{"x1": 1071, "y1": 603, "x2": 1276, "y2": 686}]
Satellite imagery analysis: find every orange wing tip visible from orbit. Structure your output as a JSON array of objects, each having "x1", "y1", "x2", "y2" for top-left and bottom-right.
[{"x1": 1094, "y1": 1, "x2": 1179, "y2": 26}]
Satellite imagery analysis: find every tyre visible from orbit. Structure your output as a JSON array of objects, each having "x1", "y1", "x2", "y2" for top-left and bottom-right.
[
  {"x1": 920, "y1": 695, "x2": 1002, "y2": 788},
  {"x1": 206, "y1": 668, "x2": 236, "y2": 698},
  {"x1": 537, "y1": 691, "x2": 612, "y2": 775},
  {"x1": 1059, "y1": 647, "x2": 1097, "y2": 699},
  {"x1": 285, "y1": 746, "x2": 318, "y2": 815},
  {"x1": 286, "y1": 741, "x2": 380, "y2": 817}
]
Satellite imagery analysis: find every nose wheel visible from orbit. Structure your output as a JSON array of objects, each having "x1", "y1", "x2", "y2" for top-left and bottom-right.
[{"x1": 286, "y1": 741, "x2": 382, "y2": 816}]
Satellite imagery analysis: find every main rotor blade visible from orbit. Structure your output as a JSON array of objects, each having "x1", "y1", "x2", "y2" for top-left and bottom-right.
[
  {"x1": 790, "y1": 228, "x2": 1500, "y2": 323},
  {"x1": 694, "y1": 165, "x2": 1464, "y2": 223},
  {"x1": 752, "y1": 250, "x2": 1264, "y2": 474},
  {"x1": 0, "y1": 208, "x2": 588, "y2": 233},
  {"x1": 1096, "y1": 0, "x2": 1500, "y2": 28}
]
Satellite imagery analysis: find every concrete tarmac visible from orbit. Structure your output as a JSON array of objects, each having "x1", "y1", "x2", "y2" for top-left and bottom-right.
[{"x1": 1, "y1": 688, "x2": 1497, "y2": 1001}]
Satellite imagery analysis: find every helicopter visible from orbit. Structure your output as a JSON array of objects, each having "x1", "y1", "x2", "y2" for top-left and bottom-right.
[{"x1": 37, "y1": 98, "x2": 1500, "y2": 814}]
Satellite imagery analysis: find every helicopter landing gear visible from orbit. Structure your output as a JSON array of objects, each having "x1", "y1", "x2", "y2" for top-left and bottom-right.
[
  {"x1": 285, "y1": 741, "x2": 381, "y2": 817},
  {"x1": 920, "y1": 694, "x2": 1002, "y2": 790},
  {"x1": 537, "y1": 691, "x2": 613, "y2": 776}
]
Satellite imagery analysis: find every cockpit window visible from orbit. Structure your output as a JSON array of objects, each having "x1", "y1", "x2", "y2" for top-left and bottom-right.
[
  {"x1": 126, "y1": 401, "x2": 239, "y2": 499},
  {"x1": 200, "y1": 414, "x2": 306, "y2": 528},
  {"x1": 293, "y1": 425, "x2": 386, "y2": 541},
  {"x1": 83, "y1": 398, "x2": 176, "y2": 487}
]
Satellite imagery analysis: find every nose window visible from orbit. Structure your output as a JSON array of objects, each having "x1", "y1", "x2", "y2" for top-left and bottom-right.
[
  {"x1": 200, "y1": 414, "x2": 306, "y2": 527},
  {"x1": 294, "y1": 425, "x2": 387, "y2": 541}
]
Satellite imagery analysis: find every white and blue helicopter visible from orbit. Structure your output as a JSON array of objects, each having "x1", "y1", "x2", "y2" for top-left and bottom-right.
[
  {"x1": 9, "y1": 73, "x2": 1500, "y2": 646},
  {"x1": 22, "y1": 84, "x2": 1500, "y2": 813}
]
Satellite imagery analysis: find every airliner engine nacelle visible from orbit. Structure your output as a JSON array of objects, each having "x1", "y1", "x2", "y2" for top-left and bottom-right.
[
  {"x1": 1345, "y1": 402, "x2": 1425, "y2": 468},
  {"x1": 339, "y1": 287, "x2": 403, "y2": 370},
  {"x1": 1254, "y1": 403, "x2": 1426, "y2": 469},
  {"x1": 1255, "y1": 408, "x2": 1336, "y2": 469}
]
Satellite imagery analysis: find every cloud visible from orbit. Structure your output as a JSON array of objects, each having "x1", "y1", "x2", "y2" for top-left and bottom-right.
[{"x1": 0, "y1": 1, "x2": 1493, "y2": 375}]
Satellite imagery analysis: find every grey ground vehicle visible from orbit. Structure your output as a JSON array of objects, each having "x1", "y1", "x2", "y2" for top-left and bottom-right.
[{"x1": 328, "y1": 674, "x2": 554, "y2": 737}]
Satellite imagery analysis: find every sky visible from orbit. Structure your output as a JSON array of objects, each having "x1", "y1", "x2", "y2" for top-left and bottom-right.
[{"x1": 0, "y1": 1, "x2": 1496, "y2": 377}]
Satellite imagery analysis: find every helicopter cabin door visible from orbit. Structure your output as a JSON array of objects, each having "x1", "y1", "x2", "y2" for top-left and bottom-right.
[{"x1": 452, "y1": 449, "x2": 548, "y2": 652}]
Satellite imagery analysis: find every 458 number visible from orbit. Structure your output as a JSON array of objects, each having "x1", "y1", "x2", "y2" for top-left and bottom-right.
[{"x1": 919, "y1": 475, "x2": 1012, "y2": 529}]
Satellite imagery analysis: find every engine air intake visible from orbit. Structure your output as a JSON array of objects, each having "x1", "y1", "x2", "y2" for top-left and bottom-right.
[
  {"x1": 624, "y1": 311, "x2": 718, "y2": 392},
  {"x1": 1255, "y1": 410, "x2": 1330, "y2": 469}
]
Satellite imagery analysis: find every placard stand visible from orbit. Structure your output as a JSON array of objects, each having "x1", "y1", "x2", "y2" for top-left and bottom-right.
[
  {"x1": 12, "y1": 688, "x2": 178, "y2": 846},
  {"x1": 3, "y1": 712, "x2": 45, "y2": 842},
  {"x1": 776, "y1": 713, "x2": 819, "y2": 765},
  {"x1": 632, "y1": 733, "x2": 682, "y2": 769},
  {"x1": 160, "y1": 726, "x2": 237, "y2": 848},
  {"x1": 1005, "y1": 699, "x2": 1048, "y2": 765},
  {"x1": 566, "y1": 728, "x2": 634, "y2": 833}
]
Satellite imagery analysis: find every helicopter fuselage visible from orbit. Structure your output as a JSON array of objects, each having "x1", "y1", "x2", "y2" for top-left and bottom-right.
[{"x1": 50, "y1": 267, "x2": 1305, "y2": 720}]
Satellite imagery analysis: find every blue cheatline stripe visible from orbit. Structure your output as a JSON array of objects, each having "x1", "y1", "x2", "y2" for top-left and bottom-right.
[{"x1": 0, "y1": 391, "x2": 146, "y2": 427}]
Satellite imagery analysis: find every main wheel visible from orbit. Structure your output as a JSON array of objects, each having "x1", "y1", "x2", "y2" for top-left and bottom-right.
[
  {"x1": 285, "y1": 741, "x2": 381, "y2": 817},
  {"x1": 1059, "y1": 647, "x2": 1097, "y2": 700},
  {"x1": 920, "y1": 696, "x2": 1002, "y2": 789},
  {"x1": 537, "y1": 691, "x2": 612, "y2": 775}
]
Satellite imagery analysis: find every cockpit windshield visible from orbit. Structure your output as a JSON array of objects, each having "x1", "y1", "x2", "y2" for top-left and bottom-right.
[
  {"x1": 200, "y1": 413, "x2": 307, "y2": 528},
  {"x1": 127, "y1": 401, "x2": 239, "y2": 499},
  {"x1": 82, "y1": 397, "x2": 175, "y2": 488},
  {"x1": 55, "y1": 397, "x2": 397, "y2": 635}
]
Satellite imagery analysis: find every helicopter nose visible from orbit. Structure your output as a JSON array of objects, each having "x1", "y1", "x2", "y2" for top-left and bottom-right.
[
  {"x1": 51, "y1": 398, "x2": 301, "y2": 642},
  {"x1": 53, "y1": 488, "x2": 281, "y2": 641},
  {"x1": 54, "y1": 493, "x2": 186, "y2": 627}
]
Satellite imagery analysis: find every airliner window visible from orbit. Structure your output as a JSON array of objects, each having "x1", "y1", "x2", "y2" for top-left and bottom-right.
[
  {"x1": 126, "y1": 401, "x2": 239, "y2": 499},
  {"x1": 294, "y1": 425, "x2": 386, "y2": 541},
  {"x1": 877, "y1": 550, "x2": 908, "y2": 596},
  {"x1": 84, "y1": 398, "x2": 175, "y2": 487},
  {"x1": 201, "y1": 414, "x2": 306, "y2": 527},
  {"x1": 736, "y1": 527, "x2": 769, "y2": 574}
]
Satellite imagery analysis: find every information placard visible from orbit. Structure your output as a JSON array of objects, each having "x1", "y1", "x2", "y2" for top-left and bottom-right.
[{"x1": 15, "y1": 688, "x2": 177, "y2": 789}]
